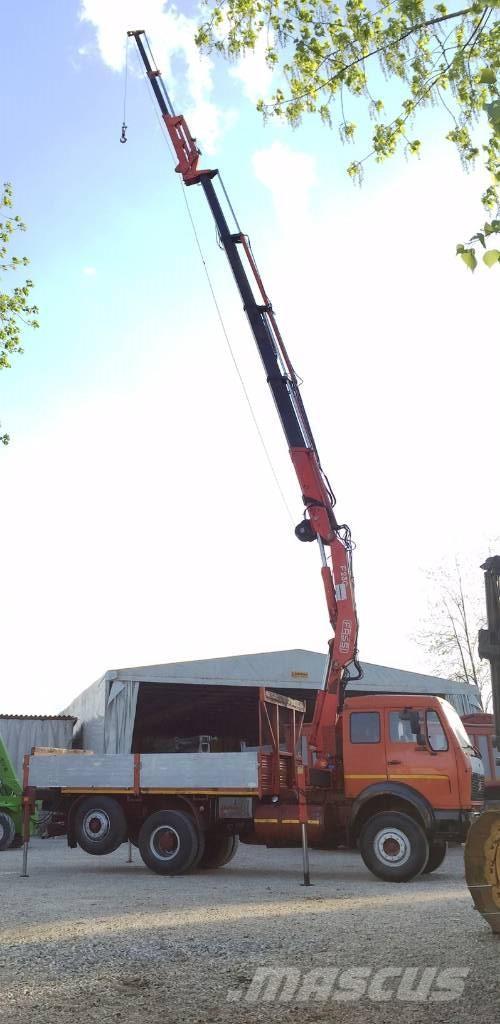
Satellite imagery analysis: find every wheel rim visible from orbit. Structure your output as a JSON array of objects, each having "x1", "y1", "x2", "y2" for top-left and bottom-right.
[
  {"x1": 374, "y1": 827, "x2": 411, "y2": 867},
  {"x1": 83, "y1": 810, "x2": 111, "y2": 843},
  {"x1": 0, "y1": 822, "x2": 4, "y2": 843},
  {"x1": 149, "y1": 825, "x2": 181, "y2": 861}
]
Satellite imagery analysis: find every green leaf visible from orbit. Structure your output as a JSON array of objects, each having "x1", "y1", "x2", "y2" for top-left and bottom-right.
[
  {"x1": 483, "y1": 249, "x2": 500, "y2": 267},
  {"x1": 458, "y1": 249, "x2": 477, "y2": 271},
  {"x1": 479, "y1": 68, "x2": 496, "y2": 85},
  {"x1": 485, "y1": 101, "x2": 500, "y2": 135},
  {"x1": 199, "y1": 0, "x2": 500, "y2": 273}
]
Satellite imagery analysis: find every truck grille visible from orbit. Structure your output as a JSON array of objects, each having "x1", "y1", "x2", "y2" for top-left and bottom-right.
[{"x1": 472, "y1": 771, "x2": 485, "y2": 801}]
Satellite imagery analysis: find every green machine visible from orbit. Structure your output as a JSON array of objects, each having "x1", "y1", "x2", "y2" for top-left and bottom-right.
[{"x1": 0, "y1": 733, "x2": 24, "y2": 850}]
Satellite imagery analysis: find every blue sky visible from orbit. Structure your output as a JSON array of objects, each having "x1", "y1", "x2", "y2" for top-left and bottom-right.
[{"x1": 1, "y1": 1, "x2": 498, "y2": 713}]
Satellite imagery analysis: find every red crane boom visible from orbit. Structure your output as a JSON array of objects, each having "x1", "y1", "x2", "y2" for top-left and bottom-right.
[{"x1": 128, "y1": 29, "x2": 361, "y2": 765}]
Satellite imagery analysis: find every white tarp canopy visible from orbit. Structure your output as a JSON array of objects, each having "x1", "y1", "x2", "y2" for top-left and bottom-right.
[
  {"x1": 62, "y1": 675, "x2": 139, "y2": 756},
  {"x1": 62, "y1": 650, "x2": 326, "y2": 755},
  {"x1": 62, "y1": 649, "x2": 482, "y2": 756}
]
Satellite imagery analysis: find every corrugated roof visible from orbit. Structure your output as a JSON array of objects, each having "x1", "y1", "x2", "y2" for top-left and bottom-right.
[
  {"x1": 106, "y1": 650, "x2": 326, "y2": 690},
  {"x1": 61, "y1": 650, "x2": 482, "y2": 723},
  {"x1": 102, "y1": 650, "x2": 480, "y2": 697},
  {"x1": 0, "y1": 714, "x2": 76, "y2": 721},
  {"x1": 352, "y1": 661, "x2": 477, "y2": 693}
]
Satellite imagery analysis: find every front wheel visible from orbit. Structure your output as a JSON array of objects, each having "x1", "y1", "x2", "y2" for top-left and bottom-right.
[
  {"x1": 423, "y1": 839, "x2": 447, "y2": 874},
  {"x1": 359, "y1": 811, "x2": 429, "y2": 882}
]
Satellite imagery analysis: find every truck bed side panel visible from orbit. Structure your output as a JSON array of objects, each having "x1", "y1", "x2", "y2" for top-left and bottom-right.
[
  {"x1": 140, "y1": 752, "x2": 259, "y2": 791},
  {"x1": 27, "y1": 751, "x2": 259, "y2": 793},
  {"x1": 27, "y1": 755, "x2": 135, "y2": 789}
]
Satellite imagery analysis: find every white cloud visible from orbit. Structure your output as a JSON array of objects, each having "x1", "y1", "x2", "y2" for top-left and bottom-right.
[
  {"x1": 230, "y1": 33, "x2": 275, "y2": 104},
  {"x1": 82, "y1": 266, "x2": 97, "y2": 276},
  {"x1": 3, "y1": 41, "x2": 498, "y2": 714},
  {"x1": 79, "y1": 0, "x2": 230, "y2": 152},
  {"x1": 252, "y1": 141, "x2": 318, "y2": 226},
  {"x1": 242, "y1": 143, "x2": 499, "y2": 671}
]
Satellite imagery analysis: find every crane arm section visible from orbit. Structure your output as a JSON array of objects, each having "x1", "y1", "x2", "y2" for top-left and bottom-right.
[
  {"x1": 128, "y1": 29, "x2": 360, "y2": 761},
  {"x1": 479, "y1": 556, "x2": 500, "y2": 743}
]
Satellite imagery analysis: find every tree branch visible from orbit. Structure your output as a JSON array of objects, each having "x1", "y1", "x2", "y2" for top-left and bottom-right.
[
  {"x1": 444, "y1": 598, "x2": 471, "y2": 682},
  {"x1": 267, "y1": 6, "x2": 475, "y2": 111},
  {"x1": 458, "y1": 572, "x2": 480, "y2": 686}
]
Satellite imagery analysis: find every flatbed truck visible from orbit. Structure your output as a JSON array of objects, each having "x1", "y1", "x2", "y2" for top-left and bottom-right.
[
  {"x1": 24, "y1": 688, "x2": 482, "y2": 881},
  {"x1": 21, "y1": 30, "x2": 484, "y2": 883}
]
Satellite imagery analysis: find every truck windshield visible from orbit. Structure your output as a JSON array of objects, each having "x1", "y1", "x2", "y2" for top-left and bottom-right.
[{"x1": 441, "y1": 702, "x2": 475, "y2": 752}]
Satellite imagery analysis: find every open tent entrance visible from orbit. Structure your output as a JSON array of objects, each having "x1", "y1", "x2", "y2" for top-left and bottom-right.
[
  {"x1": 131, "y1": 683, "x2": 261, "y2": 753},
  {"x1": 131, "y1": 682, "x2": 317, "y2": 754}
]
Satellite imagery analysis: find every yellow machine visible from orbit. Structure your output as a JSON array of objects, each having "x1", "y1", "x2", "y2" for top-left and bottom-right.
[{"x1": 465, "y1": 556, "x2": 500, "y2": 931}]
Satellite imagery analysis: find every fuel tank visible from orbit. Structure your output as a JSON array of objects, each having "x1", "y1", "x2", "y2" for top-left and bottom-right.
[{"x1": 242, "y1": 802, "x2": 327, "y2": 846}]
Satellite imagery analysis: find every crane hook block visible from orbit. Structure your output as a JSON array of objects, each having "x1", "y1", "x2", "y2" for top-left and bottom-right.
[{"x1": 120, "y1": 122, "x2": 128, "y2": 144}]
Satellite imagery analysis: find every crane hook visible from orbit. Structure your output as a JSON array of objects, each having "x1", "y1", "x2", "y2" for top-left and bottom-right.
[{"x1": 120, "y1": 122, "x2": 128, "y2": 144}]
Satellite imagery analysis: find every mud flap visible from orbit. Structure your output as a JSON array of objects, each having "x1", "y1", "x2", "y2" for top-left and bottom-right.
[{"x1": 464, "y1": 808, "x2": 500, "y2": 934}]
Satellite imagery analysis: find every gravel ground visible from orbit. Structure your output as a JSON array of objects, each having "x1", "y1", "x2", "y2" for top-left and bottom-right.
[{"x1": 1, "y1": 838, "x2": 499, "y2": 1023}]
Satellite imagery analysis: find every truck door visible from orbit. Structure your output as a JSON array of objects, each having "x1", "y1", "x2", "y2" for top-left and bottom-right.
[
  {"x1": 384, "y1": 706, "x2": 458, "y2": 808},
  {"x1": 343, "y1": 708, "x2": 388, "y2": 799}
]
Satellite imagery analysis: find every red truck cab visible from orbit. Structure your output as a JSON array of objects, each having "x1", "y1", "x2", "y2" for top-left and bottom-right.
[
  {"x1": 343, "y1": 694, "x2": 483, "y2": 808},
  {"x1": 462, "y1": 712, "x2": 497, "y2": 785},
  {"x1": 333, "y1": 694, "x2": 484, "y2": 880}
]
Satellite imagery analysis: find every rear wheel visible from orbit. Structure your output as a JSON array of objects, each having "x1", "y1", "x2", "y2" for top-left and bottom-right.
[
  {"x1": 74, "y1": 797, "x2": 127, "y2": 855},
  {"x1": 359, "y1": 811, "x2": 429, "y2": 882},
  {"x1": 138, "y1": 810, "x2": 201, "y2": 875},
  {"x1": 423, "y1": 839, "x2": 447, "y2": 874},
  {"x1": 200, "y1": 831, "x2": 239, "y2": 869},
  {"x1": 0, "y1": 812, "x2": 16, "y2": 851}
]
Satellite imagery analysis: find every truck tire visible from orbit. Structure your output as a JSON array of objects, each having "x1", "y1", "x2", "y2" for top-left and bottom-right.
[
  {"x1": 138, "y1": 810, "x2": 201, "y2": 875},
  {"x1": 200, "y1": 832, "x2": 239, "y2": 869},
  {"x1": 359, "y1": 811, "x2": 429, "y2": 882},
  {"x1": 422, "y1": 839, "x2": 447, "y2": 874},
  {"x1": 0, "y1": 812, "x2": 16, "y2": 851},
  {"x1": 74, "y1": 796, "x2": 127, "y2": 855}
]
